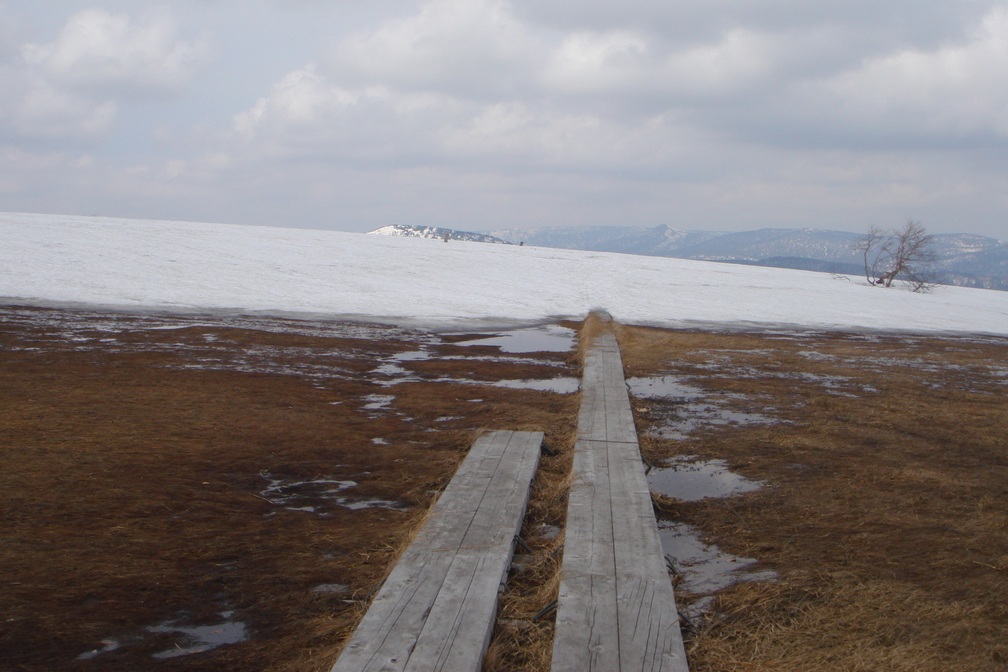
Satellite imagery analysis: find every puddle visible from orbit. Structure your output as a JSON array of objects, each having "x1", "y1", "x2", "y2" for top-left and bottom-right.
[
  {"x1": 627, "y1": 375, "x2": 778, "y2": 439},
  {"x1": 643, "y1": 402, "x2": 775, "y2": 441},
  {"x1": 627, "y1": 376, "x2": 705, "y2": 401},
  {"x1": 77, "y1": 639, "x2": 122, "y2": 661},
  {"x1": 370, "y1": 349, "x2": 433, "y2": 385},
  {"x1": 147, "y1": 612, "x2": 248, "y2": 659},
  {"x1": 311, "y1": 583, "x2": 348, "y2": 595},
  {"x1": 259, "y1": 473, "x2": 406, "y2": 514},
  {"x1": 490, "y1": 377, "x2": 580, "y2": 394},
  {"x1": 658, "y1": 521, "x2": 775, "y2": 620},
  {"x1": 648, "y1": 456, "x2": 762, "y2": 501},
  {"x1": 454, "y1": 324, "x2": 575, "y2": 353}
]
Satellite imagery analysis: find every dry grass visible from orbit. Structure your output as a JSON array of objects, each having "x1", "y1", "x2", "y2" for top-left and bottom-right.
[
  {"x1": 5, "y1": 306, "x2": 1006, "y2": 671},
  {"x1": 0, "y1": 306, "x2": 577, "y2": 672},
  {"x1": 483, "y1": 429, "x2": 575, "y2": 671},
  {"x1": 618, "y1": 325, "x2": 1008, "y2": 671}
]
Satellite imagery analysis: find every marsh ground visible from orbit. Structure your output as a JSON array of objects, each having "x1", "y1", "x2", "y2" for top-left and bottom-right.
[
  {"x1": 2, "y1": 306, "x2": 1005, "y2": 671},
  {"x1": 0, "y1": 306, "x2": 578, "y2": 671},
  {"x1": 618, "y1": 325, "x2": 1008, "y2": 672}
]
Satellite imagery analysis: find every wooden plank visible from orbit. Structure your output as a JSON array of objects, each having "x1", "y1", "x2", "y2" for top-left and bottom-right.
[
  {"x1": 553, "y1": 330, "x2": 689, "y2": 672},
  {"x1": 553, "y1": 438, "x2": 619, "y2": 671},
  {"x1": 577, "y1": 333, "x2": 638, "y2": 443},
  {"x1": 331, "y1": 430, "x2": 543, "y2": 672}
]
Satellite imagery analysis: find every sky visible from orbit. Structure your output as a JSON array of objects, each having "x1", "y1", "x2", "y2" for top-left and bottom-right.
[{"x1": 1, "y1": 1, "x2": 1007, "y2": 239}]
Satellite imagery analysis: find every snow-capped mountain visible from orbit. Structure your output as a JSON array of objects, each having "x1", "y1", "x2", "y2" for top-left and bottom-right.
[{"x1": 369, "y1": 225, "x2": 512, "y2": 245}]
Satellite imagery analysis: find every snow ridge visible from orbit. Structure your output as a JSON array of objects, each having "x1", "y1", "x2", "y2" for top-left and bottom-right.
[{"x1": 369, "y1": 225, "x2": 512, "y2": 245}]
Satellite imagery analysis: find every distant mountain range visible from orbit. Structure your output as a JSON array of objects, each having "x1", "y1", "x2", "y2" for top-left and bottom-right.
[{"x1": 368, "y1": 224, "x2": 1008, "y2": 291}]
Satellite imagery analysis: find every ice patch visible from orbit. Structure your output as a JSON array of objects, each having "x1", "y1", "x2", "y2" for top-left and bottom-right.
[{"x1": 147, "y1": 613, "x2": 248, "y2": 659}]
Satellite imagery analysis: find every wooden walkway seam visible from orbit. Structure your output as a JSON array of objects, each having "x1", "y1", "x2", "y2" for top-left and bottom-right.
[
  {"x1": 330, "y1": 429, "x2": 543, "y2": 672},
  {"x1": 551, "y1": 330, "x2": 689, "y2": 671}
]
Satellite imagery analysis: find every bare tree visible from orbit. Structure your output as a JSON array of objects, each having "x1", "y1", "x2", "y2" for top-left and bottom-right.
[{"x1": 855, "y1": 219, "x2": 938, "y2": 292}]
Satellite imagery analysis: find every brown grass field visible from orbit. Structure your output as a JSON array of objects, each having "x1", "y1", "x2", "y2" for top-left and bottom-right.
[
  {"x1": 1, "y1": 305, "x2": 1006, "y2": 671},
  {"x1": 617, "y1": 324, "x2": 1008, "y2": 672}
]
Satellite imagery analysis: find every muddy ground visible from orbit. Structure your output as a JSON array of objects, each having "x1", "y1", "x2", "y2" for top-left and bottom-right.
[{"x1": 2, "y1": 305, "x2": 1006, "y2": 671}]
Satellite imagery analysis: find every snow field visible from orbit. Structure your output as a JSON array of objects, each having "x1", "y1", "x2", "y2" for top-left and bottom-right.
[{"x1": 2, "y1": 212, "x2": 1008, "y2": 335}]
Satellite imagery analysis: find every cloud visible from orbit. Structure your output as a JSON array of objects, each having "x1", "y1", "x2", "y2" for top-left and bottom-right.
[
  {"x1": 14, "y1": 80, "x2": 117, "y2": 139},
  {"x1": 1, "y1": 7, "x2": 209, "y2": 143},
  {"x1": 817, "y1": 7, "x2": 1008, "y2": 139},
  {"x1": 744, "y1": 5, "x2": 1008, "y2": 149},
  {"x1": 442, "y1": 101, "x2": 702, "y2": 175},
  {"x1": 233, "y1": 65, "x2": 466, "y2": 161},
  {"x1": 2, "y1": 0, "x2": 1008, "y2": 238},
  {"x1": 22, "y1": 8, "x2": 207, "y2": 98},
  {"x1": 327, "y1": 0, "x2": 540, "y2": 98},
  {"x1": 541, "y1": 26, "x2": 780, "y2": 103}
]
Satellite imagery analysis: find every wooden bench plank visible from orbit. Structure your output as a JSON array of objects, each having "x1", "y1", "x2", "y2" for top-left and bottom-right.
[
  {"x1": 331, "y1": 430, "x2": 543, "y2": 672},
  {"x1": 553, "y1": 330, "x2": 689, "y2": 672}
]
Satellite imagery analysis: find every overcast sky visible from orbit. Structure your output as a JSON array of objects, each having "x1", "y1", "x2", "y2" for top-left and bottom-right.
[{"x1": 2, "y1": 1, "x2": 1007, "y2": 238}]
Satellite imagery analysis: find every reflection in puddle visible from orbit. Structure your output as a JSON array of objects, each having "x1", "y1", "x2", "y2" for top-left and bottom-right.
[
  {"x1": 658, "y1": 521, "x2": 775, "y2": 620},
  {"x1": 648, "y1": 456, "x2": 762, "y2": 501},
  {"x1": 454, "y1": 324, "x2": 575, "y2": 353},
  {"x1": 627, "y1": 375, "x2": 778, "y2": 439},
  {"x1": 147, "y1": 612, "x2": 248, "y2": 659}
]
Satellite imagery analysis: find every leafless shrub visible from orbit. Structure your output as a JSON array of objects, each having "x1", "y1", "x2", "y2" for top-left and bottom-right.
[{"x1": 855, "y1": 219, "x2": 938, "y2": 292}]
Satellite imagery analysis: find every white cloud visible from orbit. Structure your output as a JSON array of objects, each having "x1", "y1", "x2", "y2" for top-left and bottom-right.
[
  {"x1": 15, "y1": 80, "x2": 117, "y2": 139},
  {"x1": 800, "y1": 6, "x2": 1008, "y2": 141},
  {"x1": 2, "y1": 1, "x2": 1008, "y2": 238},
  {"x1": 443, "y1": 101, "x2": 698, "y2": 172},
  {"x1": 542, "y1": 30, "x2": 650, "y2": 93},
  {"x1": 22, "y1": 8, "x2": 207, "y2": 98},
  {"x1": 662, "y1": 28, "x2": 778, "y2": 97},
  {"x1": 328, "y1": 0, "x2": 540, "y2": 97},
  {"x1": 233, "y1": 65, "x2": 465, "y2": 160}
]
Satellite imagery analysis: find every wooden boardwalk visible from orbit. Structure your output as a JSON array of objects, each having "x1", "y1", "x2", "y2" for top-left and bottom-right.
[
  {"x1": 551, "y1": 329, "x2": 689, "y2": 671},
  {"x1": 331, "y1": 430, "x2": 543, "y2": 672}
]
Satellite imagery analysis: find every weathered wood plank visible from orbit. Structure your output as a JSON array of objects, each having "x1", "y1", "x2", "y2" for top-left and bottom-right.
[
  {"x1": 331, "y1": 430, "x2": 543, "y2": 672},
  {"x1": 553, "y1": 329, "x2": 689, "y2": 672},
  {"x1": 577, "y1": 332, "x2": 638, "y2": 443}
]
